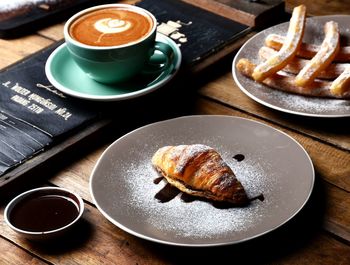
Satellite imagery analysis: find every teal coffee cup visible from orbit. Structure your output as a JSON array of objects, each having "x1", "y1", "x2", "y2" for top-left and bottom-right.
[{"x1": 64, "y1": 4, "x2": 173, "y2": 84}]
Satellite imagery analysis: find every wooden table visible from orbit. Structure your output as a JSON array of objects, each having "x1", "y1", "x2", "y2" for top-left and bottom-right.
[{"x1": 1, "y1": 1, "x2": 350, "y2": 264}]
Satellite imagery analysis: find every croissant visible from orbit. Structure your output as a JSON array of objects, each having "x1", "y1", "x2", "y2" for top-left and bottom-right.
[{"x1": 151, "y1": 144, "x2": 249, "y2": 205}]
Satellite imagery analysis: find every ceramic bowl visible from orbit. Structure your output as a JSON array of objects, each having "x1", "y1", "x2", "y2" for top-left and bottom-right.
[{"x1": 4, "y1": 187, "x2": 84, "y2": 241}]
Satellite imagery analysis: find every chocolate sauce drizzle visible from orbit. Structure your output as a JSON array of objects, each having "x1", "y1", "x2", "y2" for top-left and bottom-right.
[
  {"x1": 153, "y1": 176, "x2": 163, "y2": 184},
  {"x1": 154, "y1": 183, "x2": 180, "y2": 203},
  {"x1": 233, "y1": 154, "x2": 245, "y2": 162}
]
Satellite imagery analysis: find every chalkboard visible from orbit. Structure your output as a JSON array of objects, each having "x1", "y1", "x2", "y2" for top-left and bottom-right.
[{"x1": 0, "y1": 42, "x2": 100, "y2": 185}]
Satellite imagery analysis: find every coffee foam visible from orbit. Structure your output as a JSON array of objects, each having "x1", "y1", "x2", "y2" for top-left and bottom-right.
[
  {"x1": 94, "y1": 18, "x2": 132, "y2": 34},
  {"x1": 69, "y1": 7, "x2": 153, "y2": 47}
]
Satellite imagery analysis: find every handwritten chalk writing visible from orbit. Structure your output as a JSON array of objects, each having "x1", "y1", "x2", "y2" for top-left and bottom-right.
[
  {"x1": 3, "y1": 80, "x2": 74, "y2": 121},
  {"x1": 11, "y1": 83, "x2": 31, "y2": 96},
  {"x1": 11, "y1": 95, "x2": 30, "y2": 106},
  {"x1": 28, "y1": 104, "x2": 44, "y2": 114},
  {"x1": 2, "y1": 81, "x2": 11, "y2": 87},
  {"x1": 55, "y1": 108, "x2": 72, "y2": 121},
  {"x1": 157, "y1": 20, "x2": 191, "y2": 47},
  {"x1": 28, "y1": 93, "x2": 57, "y2": 111},
  {"x1": 36, "y1": 83, "x2": 66, "y2": 98},
  {"x1": 0, "y1": 113, "x2": 7, "y2": 120}
]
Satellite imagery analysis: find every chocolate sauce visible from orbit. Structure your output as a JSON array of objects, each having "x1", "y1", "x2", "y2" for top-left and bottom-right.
[
  {"x1": 251, "y1": 194, "x2": 265, "y2": 202},
  {"x1": 233, "y1": 154, "x2": 245, "y2": 162},
  {"x1": 212, "y1": 201, "x2": 237, "y2": 209},
  {"x1": 180, "y1": 193, "x2": 196, "y2": 203},
  {"x1": 153, "y1": 176, "x2": 163, "y2": 184},
  {"x1": 10, "y1": 195, "x2": 79, "y2": 232},
  {"x1": 154, "y1": 183, "x2": 180, "y2": 203},
  {"x1": 154, "y1": 183, "x2": 264, "y2": 207}
]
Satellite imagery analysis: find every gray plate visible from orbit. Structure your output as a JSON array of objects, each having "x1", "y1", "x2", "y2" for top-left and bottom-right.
[
  {"x1": 233, "y1": 15, "x2": 350, "y2": 118},
  {"x1": 90, "y1": 115, "x2": 314, "y2": 247}
]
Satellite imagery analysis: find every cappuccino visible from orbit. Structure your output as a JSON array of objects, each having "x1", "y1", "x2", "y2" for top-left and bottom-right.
[
  {"x1": 69, "y1": 7, "x2": 153, "y2": 47},
  {"x1": 63, "y1": 4, "x2": 173, "y2": 84}
]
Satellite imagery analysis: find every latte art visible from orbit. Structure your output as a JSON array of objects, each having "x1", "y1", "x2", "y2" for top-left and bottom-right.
[
  {"x1": 69, "y1": 7, "x2": 153, "y2": 47},
  {"x1": 94, "y1": 18, "x2": 131, "y2": 34}
]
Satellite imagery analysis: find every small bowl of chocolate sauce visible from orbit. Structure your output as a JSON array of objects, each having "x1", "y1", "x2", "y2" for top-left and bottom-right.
[{"x1": 4, "y1": 187, "x2": 84, "y2": 241}]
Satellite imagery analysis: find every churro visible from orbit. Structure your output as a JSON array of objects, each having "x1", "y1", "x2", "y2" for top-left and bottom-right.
[
  {"x1": 236, "y1": 58, "x2": 350, "y2": 99},
  {"x1": 295, "y1": 21, "x2": 340, "y2": 86},
  {"x1": 236, "y1": 4, "x2": 350, "y2": 100},
  {"x1": 259, "y1": 46, "x2": 347, "y2": 79},
  {"x1": 330, "y1": 66, "x2": 350, "y2": 96},
  {"x1": 265, "y1": 33, "x2": 350, "y2": 62},
  {"x1": 252, "y1": 5, "x2": 306, "y2": 82}
]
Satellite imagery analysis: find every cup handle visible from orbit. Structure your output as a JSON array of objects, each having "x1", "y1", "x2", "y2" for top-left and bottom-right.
[{"x1": 141, "y1": 41, "x2": 175, "y2": 75}]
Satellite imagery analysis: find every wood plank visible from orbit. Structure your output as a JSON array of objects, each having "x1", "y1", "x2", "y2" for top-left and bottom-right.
[
  {"x1": 48, "y1": 142, "x2": 109, "y2": 202},
  {"x1": 0, "y1": 237, "x2": 48, "y2": 265},
  {"x1": 0, "y1": 35, "x2": 53, "y2": 69},
  {"x1": 37, "y1": 23, "x2": 64, "y2": 41},
  {"x1": 286, "y1": 0, "x2": 350, "y2": 16},
  {"x1": 324, "y1": 183, "x2": 350, "y2": 243},
  {"x1": 273, "y1": 233, "x2": 350, "y2": 264},
  {"x1": 197, "y1": 68, "x2": 350, "y2": 151},
  {"x1": 182, "y1": 0, "x2": 285, "y2": 27}
]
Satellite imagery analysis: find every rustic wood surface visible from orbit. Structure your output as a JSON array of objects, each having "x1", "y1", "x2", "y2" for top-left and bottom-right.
[
  {"x1": 182, "y1": 0, "x2": 285, "y2": 27},
  {"x1": 1, "y1": 0, "x2": 350, "y2": 264}
]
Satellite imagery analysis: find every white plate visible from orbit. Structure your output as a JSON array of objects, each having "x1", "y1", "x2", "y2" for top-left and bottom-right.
[
  {"x1": 233, "y1": 15, "x2": 350, "y2": 117},
  {"x1": 90, "y1": 115, "x2": 314, "y2": 247}
]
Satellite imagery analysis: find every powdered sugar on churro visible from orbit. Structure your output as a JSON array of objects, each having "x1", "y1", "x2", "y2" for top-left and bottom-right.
[{"x1": 234, "y1": 13, "x2": 350, "y2": 116}]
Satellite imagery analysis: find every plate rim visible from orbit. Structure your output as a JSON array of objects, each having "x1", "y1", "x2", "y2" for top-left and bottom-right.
[
  {"x1": 232, "y1": 15, "x2": 350, "y2": 118},
  {"x1": 45, "y1": 33, "x2": 182, "y2": 102},
  {"x1": 89, "y1": 115, "x2": 315, "y2": 247}
]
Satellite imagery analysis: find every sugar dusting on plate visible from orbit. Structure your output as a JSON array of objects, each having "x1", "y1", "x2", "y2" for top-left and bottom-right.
[{"x1": 268, "y1": 90, "x2": 350, "y2": 113}]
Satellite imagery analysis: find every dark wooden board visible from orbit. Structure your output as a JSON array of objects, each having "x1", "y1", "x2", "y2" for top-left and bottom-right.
[{"x1": 182, "y1": 0, "x2": 286, "y2": 27}]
